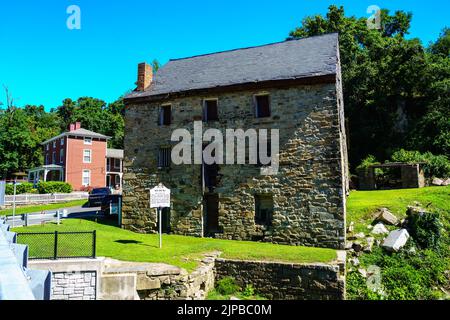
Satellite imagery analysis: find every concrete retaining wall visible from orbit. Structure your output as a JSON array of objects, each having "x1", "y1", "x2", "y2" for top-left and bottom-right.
[{"x1": 29, "y1": 258, "x2": 103, "y2": 301}]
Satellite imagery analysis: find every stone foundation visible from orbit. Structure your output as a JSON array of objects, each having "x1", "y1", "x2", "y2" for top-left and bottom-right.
[
  {"x1": 29, "y1": 253, "x2": 345, "y2": 300},
  {"x1": 214, "y1": 258, "x2": 345, "y2": 300}
]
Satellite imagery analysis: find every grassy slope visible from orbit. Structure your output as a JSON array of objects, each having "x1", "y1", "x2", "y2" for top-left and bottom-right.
[
  {"x1": 0, "y1": 200, "x2": 87, "y2": 216},
  {"x1": 347, "y1": 186, "x2": 450, "y2": 232},
  {"x1": 13, "y1": 218, "x2": 336, "y2": 272}
]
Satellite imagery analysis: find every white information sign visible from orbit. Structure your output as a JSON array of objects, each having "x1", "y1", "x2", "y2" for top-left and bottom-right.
[{"x1": 150, "y1": 183, "x2": 171, "y2": 208}]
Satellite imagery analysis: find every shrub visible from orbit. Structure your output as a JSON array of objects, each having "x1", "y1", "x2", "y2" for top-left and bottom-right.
[
  {"x1": 351, "y1": 243, "x2": 449, "y2": 300},
  {"x1": 391, "y1": 149, "x2": 450, "y2": 178},
  {"x1": 242, "y1": 284, "x2": 255, "y2": 298},
  {"x1": 216, "y1": 277, "x2": 240, "y2": 296},
  {"x1": 407, "y1": 210, "x2": 442, "y2": 249},
  {"x1": 346, "y1": 272, "x2": 384, "y2": 300},
  {"x1": 356, "y1": 155, "x2": 380, "y2": 171},
  {"x1": 37, "y1": 182, "x2": 73, "y2": 194},
  {"x1": 5, "y1": 182, "x2": 36, "y2": 195}
]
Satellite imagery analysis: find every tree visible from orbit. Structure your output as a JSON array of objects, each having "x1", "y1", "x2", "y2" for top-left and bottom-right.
[
  {"x1": 288, "y1": 5, "x2": 449, "y2": 168},
  {"x1": 55, "y1": 96, "x2": 125, "y2": 149}
]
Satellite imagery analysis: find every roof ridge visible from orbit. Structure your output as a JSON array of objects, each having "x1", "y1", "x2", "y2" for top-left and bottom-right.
[{"x1": 169, "y1": 33, "x2": 338, "y2": 62}]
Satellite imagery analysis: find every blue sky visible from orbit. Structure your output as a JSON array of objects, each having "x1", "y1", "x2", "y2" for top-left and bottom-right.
[{"x1": 0, "y1": 0, "x2": 448, "y2": 110}]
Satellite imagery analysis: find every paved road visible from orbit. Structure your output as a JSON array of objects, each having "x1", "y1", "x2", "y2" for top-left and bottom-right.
[{"x1": 5, "y1": 205, "x2": 102, "y2": 227}]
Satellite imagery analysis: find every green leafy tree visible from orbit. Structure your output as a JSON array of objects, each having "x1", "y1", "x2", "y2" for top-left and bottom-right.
[{"x1": 288, "y1": 5, "x2": 449, "y2": 169}]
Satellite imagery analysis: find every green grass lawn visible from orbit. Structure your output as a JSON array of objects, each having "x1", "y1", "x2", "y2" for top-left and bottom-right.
[
  {"x1": 347, "y1": 186, "x2": 450, "y2": 232},
  {"x1": 13, "y1": 218, "x2": 336, "y2": 272},
  {"x1": 0, "y1": 200, "x2": 87, "y2": 216}
]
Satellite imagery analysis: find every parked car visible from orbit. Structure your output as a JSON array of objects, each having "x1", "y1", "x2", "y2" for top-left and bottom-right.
[
  {"x1": 101, "y1": 194, "x2": 122, "y2": 216},
  {"x1": 88, "y1": 188, "x2": 111, "y2": 207}
]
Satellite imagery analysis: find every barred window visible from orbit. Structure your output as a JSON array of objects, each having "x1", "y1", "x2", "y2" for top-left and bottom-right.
[{"x1": 158, "y1": 147, "x2": 171, "y2": 168}]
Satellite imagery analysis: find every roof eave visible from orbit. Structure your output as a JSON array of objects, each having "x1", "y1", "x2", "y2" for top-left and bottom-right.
[
  {"x1": 124, "y1": 73, "x2": 337, "y2": 104},
  {"x1": 41, "y1": 132, "x2": 111, "y2": 145}
]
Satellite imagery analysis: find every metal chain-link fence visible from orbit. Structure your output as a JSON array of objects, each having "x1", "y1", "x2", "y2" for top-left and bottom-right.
[{"x1": 17, "y1": 231, "x2": 96, "y2": 260}]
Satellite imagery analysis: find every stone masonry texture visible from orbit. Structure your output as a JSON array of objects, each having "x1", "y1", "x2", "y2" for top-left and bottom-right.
[
  {"x1": 51, "y1": 271, "x2": 96, "y2": 300},
  {"x1": 214, "y1": 258, "x2": 345, "y2": 300},
  {"x1": 122, "y1": 78, "x2": 348, "y2": 249}
]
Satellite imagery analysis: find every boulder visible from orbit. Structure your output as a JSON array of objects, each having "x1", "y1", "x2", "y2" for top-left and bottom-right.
[
  {"x1": 358, "y1": 268, "x2": 367, "y2": 278},
  {"x1": 345, "y1": 241, "x2": 354, "y2": 250},
  {"x1": 352, "y1": 242, "x2": 363, "y2": 252},
  {"x1": 349, "y1": 257, "x2": 360, "y2": 266},
  {"x1": 382, "y1": 229, "x2": 410, "y2": 252},
  {"x1": 375, "y1": 208, "x2": 399, "y2": 225},
  {"x1": 363, "y1": 237, "x2": 375, "y2": 253},
  {"x1": 442, "y1": 178, "x2": 450, "y2": 186},
  {"x1": 355, "y1": 232, "x2": 366, "y2": 239},
  {"x1": 347, "y1": 221, "x2": 354, "y2": 233},
  {"x1": 432, "y1": 178, "x2": 444, "y2": 186},
  {"x1": 371, "y1": 223, "x2": 389, "y2": 235}
]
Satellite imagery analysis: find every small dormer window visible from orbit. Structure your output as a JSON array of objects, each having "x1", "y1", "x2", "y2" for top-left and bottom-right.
[
  {"x1": 254, "y1": 94, "x2": 271, "y2": 118},
  {"x1": 84, "y1": 137, "x2": 92, "y2": 145}
]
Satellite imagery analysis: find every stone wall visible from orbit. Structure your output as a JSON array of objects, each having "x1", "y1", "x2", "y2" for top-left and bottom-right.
[
  {"x1": 123, "y1": 81, "x2": 347, "y2": 249},
  {"x1": 100, "y1": 256, "x2": 216, "y2": 300},
  {"x1": 51, "y1": 271, "x2": 96, "y2": 300},
  {"x1": 214, "y1": 258, "x2": 345, "y2": 300}
]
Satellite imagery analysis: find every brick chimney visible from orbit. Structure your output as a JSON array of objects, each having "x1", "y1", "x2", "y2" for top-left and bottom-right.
[
  {"x1": 68, "y1": 122, "x2": 82, "y2": 132},
  {"x1": 136, "y1": 62, "x2": 153, "y2": 91}
]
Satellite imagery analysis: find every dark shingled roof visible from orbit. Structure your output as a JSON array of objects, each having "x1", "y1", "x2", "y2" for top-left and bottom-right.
[{"x1": 126, "y1": 33, "x2": 338, "y2": 100}]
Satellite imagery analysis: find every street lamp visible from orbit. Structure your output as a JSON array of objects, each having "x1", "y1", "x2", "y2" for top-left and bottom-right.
[{"x1": 12, "y1": 172, "x2": 27, "y2": 228}]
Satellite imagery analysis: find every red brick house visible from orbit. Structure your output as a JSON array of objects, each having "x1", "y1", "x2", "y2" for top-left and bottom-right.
[{"x1": 28, "y1": 122, "x2": 123, "y2": 191}]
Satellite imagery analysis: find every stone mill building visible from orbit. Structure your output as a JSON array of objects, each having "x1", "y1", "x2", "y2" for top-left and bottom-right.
[{"x1": 122, "y1": 33, "x2": 349, "y2": 249}]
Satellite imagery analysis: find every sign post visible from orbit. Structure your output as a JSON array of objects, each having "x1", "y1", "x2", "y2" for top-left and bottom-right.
[
  {"x1": 0, "y1": 181, "x2": 5, "y2": 208},
  {"x1": 150, "y1": 183, "x2": 171, "y2": 249}
]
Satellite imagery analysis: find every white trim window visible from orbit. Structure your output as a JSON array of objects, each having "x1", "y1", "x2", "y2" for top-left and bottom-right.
[
  {"x1": 83, "y1": 149, "x2": 92, "y2": 163},
  {"x1": 46, "y1": 144, "x2": 49, "y2": 151},
  {"x1": 114, "y1": 158, "x2": 121, "y2": 169},
  {"x1": 53, "y1": 141, "x2": 56, "y2": 148},
  {"x1": 60, "y1": 149, "x2": 65, "y2": 163},
  {"x1": 61, "y1": 138, "x2": 64, "y2": 146},
  {"x1": 82, "y1": 170, "x2": 91, "y2": 187},
  {"x1": 84, "y1": 137, "x2": 93, "y2": 145},
  {"x1": 45, "y1": 154, "x2": 49, "y2": 165},
  {"x1": 52, "y1": 152, "x2": 56, "y2": 164}
]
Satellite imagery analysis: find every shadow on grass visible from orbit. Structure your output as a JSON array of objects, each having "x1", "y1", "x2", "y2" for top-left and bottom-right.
[
  {"x1": 115, "y1": 239, "x2": 142, "y2": 244},
  {"x1": 114, "y1": 239, "x2": 158, "y2": 248}
]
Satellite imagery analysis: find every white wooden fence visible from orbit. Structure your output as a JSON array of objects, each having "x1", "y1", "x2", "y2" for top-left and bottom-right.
[{"x1": 4, "y1": 192, "x2": 89, "y2": 206}]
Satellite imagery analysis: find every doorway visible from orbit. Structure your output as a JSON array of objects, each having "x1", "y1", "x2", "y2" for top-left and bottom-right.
[{"x1": 204, "y1": 193, "x2": 219, "y2": 236}]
